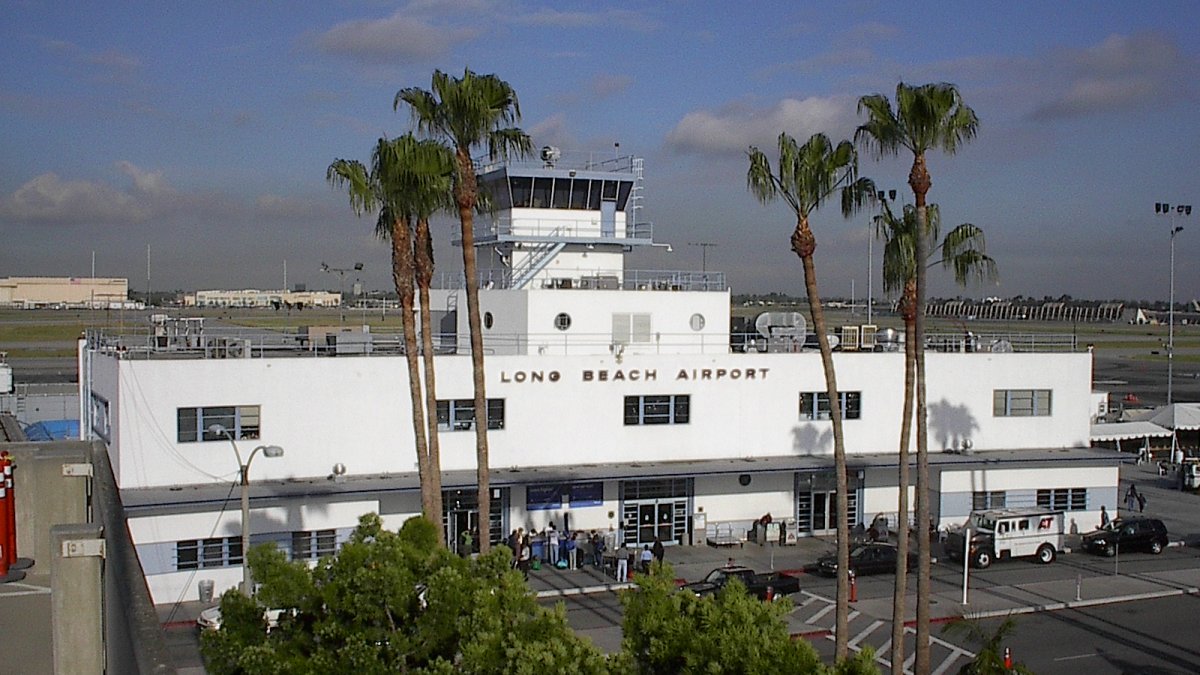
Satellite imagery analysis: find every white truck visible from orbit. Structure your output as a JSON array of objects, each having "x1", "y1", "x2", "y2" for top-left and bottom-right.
[{"x1": 945, "y1": 508, "x2": 1065, "y2": 569}]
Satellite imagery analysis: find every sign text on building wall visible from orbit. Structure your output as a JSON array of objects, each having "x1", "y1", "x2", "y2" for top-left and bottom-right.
[{"x1": 499, "y1": 367, "x2": 769, "y2": 383}]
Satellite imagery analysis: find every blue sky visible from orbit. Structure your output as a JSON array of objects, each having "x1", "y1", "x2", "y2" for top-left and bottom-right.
[{"x1": 2, "y1": 1, "x2": 1198, "y2": 302}]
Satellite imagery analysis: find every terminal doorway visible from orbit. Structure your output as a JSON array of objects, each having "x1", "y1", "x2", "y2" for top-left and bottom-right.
[
  {"x1": 442, "y1": 487, "x2": 508, "y2": 548},
  {"x1": 619, "y1": 477, "x2": 692, "y2": 547},
  {"x1": 795, "y1": 471, "x2": 860, "y2": 536}
]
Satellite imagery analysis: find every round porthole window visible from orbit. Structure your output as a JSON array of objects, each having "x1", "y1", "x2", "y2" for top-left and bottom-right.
[
  {"x1": 554, "y1": 312, "x2": 572, "y2": 331},
  {"x1": 738, "y1": 474, "x2": 752, "y2": 486},
  {"x1": 690, "y1": 313, "x2": 706, "y2": 331},
  {"x1": 484, "y1": 311, "x2": 494, "y2": 329}
]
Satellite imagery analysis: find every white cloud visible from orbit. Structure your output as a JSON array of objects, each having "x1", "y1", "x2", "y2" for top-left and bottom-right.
[
  {"x1": 514, "y1": 8, "x2": 655, "y2": 31},
  {"x1": 665, "y1": 96, "x2": 857, "y2": 157},
  {"x1": 314, "y1": 11, "x2": 479, "y2": 63},
  {"x1": 0, "y1": 172, "x2": 149, "y2": 225}
]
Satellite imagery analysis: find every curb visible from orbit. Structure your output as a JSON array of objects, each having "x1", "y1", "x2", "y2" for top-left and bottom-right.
[
  {"x1": 536, "y1": 582, "x2": 635, "y2": 598},
  {"x1": 961, "y1": 586, "x2": 1200, "y2": 620}
]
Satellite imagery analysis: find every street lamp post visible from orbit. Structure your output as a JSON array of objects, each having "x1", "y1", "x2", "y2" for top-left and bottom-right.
[
  {"x1": 320, "y1": 262, "x2": 364, "y2": 309},
  {"x1": 209, "y1": 424, "x2": 283, "y2": 596},
  {"x1": 1157, "y1": 203, "x2": 1192, "y2": 405}
]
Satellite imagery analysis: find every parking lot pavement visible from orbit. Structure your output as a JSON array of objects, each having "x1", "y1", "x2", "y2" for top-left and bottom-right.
[{"x1": 0, "y1": 570, "x2": 53, "y2": 675}]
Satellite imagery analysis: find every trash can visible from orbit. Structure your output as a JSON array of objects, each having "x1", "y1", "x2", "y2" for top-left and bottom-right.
[
  {"x1": 198, "y1": 579, "x2": 215, "y2": 603},
  {"x1": 531, "y1": 558, "x2": 541, "y2": 571}
]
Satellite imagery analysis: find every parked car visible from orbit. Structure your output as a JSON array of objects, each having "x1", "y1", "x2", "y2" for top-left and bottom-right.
[
  {"x1": 1082, "y1": 518, "x2": 1168, "y2": 556},
  {"x1": 811, "y1": 543, "x2": 916, "y2": 577},
  {"x1": 944, "y1": 508, "x2": 1065, "y2": 569},
  {"x1": 682, "y1": 565, "x2": 801, "y2": 601},
  {"x1": 196, "y1": 606, "x2": 286, "y2": 632}
]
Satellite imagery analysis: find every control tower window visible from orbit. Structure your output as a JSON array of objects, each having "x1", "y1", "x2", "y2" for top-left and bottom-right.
[
  {"x1": 531, "y1": 177, "x2": 553, "y2": 208},
  {"x1": 588, "y1": 181, "x2": 602, "y2": 209},
  {"x1": 552, "y1": 177, "x2": 571, "y2": 208},
  {"x1": 617, "y1": 181, "x2": 633, "y2": 210},
  {"x1": 570, "y1": 179, "x2": 590, "y2": 209},
  {"x1": 482, "y1": 176, "x2": 511, "y2": 210},
  {"x1": 602, "y1": 180, "x2": 619, "y2": 201},
  {"x1": 510, "y1": 177, "x2": 533, "y2": 208}
]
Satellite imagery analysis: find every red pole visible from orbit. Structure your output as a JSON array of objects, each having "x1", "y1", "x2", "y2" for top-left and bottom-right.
[
  {"x1": 849, "y1": 570, "x2": 857, "y2": 603},
  {"x1": 2, "y1": 453, "x2": 14, "y2": 566},
  {"x1": 0, "y1": 473, "x2": 9, "y2": 577}
]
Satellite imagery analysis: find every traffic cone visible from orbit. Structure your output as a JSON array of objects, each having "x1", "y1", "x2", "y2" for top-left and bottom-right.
[
  {"x1": 1004, "y1": 646, "x2": 1013, "y2": 669},
  {"x1": 765, "y1": 586, "x2": 774, "y2": 602}
]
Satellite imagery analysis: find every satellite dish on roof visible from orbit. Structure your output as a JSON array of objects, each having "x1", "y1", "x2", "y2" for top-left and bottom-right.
[
  {"x1": 540, "y1": 145, "x2": 561, "y2": 166},
  {"x1": 754, "y1": 312, "x2": 807, "y2": 340}
]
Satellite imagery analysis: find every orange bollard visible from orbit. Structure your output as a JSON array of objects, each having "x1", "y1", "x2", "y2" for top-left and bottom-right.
[
  {"x1": 0, "y1": 477, "x2": 9, "y2": 578},
  {"x1": 849, "y1": 570, "x2": 857, "y2": 603},
  {"x1": 765, "y1": 585, "x2": 774, "y2": 602},
  {"x1": 1003, "y1": 646, "x2": 1012, "y2": 669}
]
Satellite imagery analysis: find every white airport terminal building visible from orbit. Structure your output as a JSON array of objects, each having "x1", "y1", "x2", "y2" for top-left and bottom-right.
[{"x1": 78, "y1": 150, "x2": 1122, "y2": 605}]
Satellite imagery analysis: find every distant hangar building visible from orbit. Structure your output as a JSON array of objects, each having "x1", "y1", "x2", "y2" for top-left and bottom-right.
[{"x1": 0, "y1": 276, "x2": 130, "y2": 309}]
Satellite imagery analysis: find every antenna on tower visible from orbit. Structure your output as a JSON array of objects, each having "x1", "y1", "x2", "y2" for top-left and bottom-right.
[{"x1": 688, "y1": 242, "x2": 718, "y2": 273}]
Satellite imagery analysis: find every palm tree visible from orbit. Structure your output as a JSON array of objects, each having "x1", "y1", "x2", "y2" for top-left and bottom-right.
[
  {"x1": 396, "y1": 69, "x2": 533, "y2": 554},
  {"x1": 856, "y1": 81, "x2": 979, "y2": 674},
  {"x1": 327, "y1": 135, "x2": 454, "y2": 543},
  {"x1": 941, "y1": 617, "x2": 1033, "y2": 674},
  {"x1": 874, "y1": 201, "x2": 996, "y2": 673},
  {"x1": 747, "y1": 132, "x2": 873, "y2": 659}
]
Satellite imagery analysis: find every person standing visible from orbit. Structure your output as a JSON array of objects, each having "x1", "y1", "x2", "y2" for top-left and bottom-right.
[
  {"x1": 651, "y1": 537, "x2": 665, "y2": 565},
  {"x1": 566, "y1": 532, "x2": 578, "y2": 569},
  {"x1": 615, "y1": 544, "x2": 628, "y2": 582},
  {"x1": 640, "y1": 544, "x2": 653, "y2": 573},
  {"x1": 547, "y1": 522, "x2": 559, "y2": 566},
  {"x1": 517, "y1": 535, "x2": 532, "y2": 580}
]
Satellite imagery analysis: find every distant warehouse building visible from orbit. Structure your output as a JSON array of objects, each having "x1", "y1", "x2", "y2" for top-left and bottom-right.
[
  {"x1": 0, "y1": 276, "x2": 131, "y2": 309},
  {"x1": 183, "y1": 289, "x2": 341, "y2": 308}
]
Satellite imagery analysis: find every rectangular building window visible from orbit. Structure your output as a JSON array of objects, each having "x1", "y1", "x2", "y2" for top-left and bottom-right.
[
  {"x1": 291, "y1": 529, "x2": 338, "y2": 561},
  {"x1": 612, "y1": 313, "x2": 652, "y2": 345},
  {"x1": 624, "y1": 394, "x2": 689, "y2": 425},
  {"x1": 175, "y1": 537, "x2": 243, "y2": 571},
  {"x1": 972, "y1": 491, "x2": 1006, "y2": 510},
  {"x1": 1036, "y1": 488, "x2": 1087, "y2": 511},
  {"x1": 799, "y1": 392, "x2": 862, "y2": 420},
  {"x1": 436, "y1": 399, "x2": 505, "y2": 431},
  {"x1": 993, "y1": 389, "x2": 1052, "y2": 417},
  {"x1": 177, "y1": 405, "x2": 261, "y2": 442}
]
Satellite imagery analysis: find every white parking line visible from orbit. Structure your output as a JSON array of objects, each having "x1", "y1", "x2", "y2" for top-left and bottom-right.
[
  {"x1": 1054, "y1": 653, "x2": 1098, "y2": 662},
  {"x1": 807, "y1": 602, "x2": 836, "y2": 626},
  {"x1": 849, "y1": 619, "x2": 884, "y2": 648}
]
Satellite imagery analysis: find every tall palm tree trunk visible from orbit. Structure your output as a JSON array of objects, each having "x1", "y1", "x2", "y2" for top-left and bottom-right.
[
  {"x1": 911, "y1": 154, "x2": 933, "y2": 675},
  {"x1": 891, "y1": 282, "x2": 916, "y2": 674},
  {"x1": 455, "y1": 149, "x2": 491, "y2": 554},
  {"x1": 391, "y1": 217, "x2": 434, "y2": 522},
  {"x1": 793, "y1": 220, "x2": 851, "y2": 659},
  {"x1": 415, "y1": 217, "x2": 445, "y2": 542}
]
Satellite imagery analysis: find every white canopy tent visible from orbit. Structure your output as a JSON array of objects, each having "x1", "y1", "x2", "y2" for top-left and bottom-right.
[{"x1": 1090, "y1": 420, "x2": 1174, "y2": 459}]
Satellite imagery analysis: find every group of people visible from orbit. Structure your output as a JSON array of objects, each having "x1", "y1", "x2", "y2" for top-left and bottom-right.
[{"x1": 505, "y1": 523, "x2": 618, "y2": 579}]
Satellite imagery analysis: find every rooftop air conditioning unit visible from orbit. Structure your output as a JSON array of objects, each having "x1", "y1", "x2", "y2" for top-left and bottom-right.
[
  {"x1": 840, "y1": 325, "x2": 860, "y2": 351},
  {"x1": 860, "y1": 325, "x2": 877, "y2": 351}
]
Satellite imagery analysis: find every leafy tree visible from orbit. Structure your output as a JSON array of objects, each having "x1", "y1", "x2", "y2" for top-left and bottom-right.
[
  {"x1": 942, "y1": 617, "x2": 1033, "y2": 675},
  {"x1": 328, "y1": 136, "x2": 454, "y2": 537},
  {"x1": 396, "y1": 69, "x2": 534, "y2": 553},
  {"x1": 620, "y1": 563, "x2": 877, "y2": 674},
  {"x1": 747, "y1": 132, "x2": 874, "y2": 659},
  {"x1": 856, "y1": 81, "x2": 979, "y2": 675},
  {"x1": 202, "y1": 514, "x2": 607, "y2": 674},
  {"x1": 873, "y1": 201, "x2": 996, "y2": 670}
]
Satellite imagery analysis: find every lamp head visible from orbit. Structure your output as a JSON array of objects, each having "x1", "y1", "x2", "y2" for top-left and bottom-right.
[
  {"x1": 353, "y1": 262, "x2": 364, "y2": 271},
  {"x1": 207, "y1": 423, "x2": 229, "y2": 437},
  {"x1": 1174, "y1": 226, "x2": 1184, "y2": 235},
  {"x1": 261, "y1": 446, "x2": 284, "y2": 458}
]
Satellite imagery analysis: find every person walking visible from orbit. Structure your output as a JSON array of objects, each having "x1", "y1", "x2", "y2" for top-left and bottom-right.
[
  {"x1": 1099, "y1": 505, "x2": 1110, "y2": 528},
  {"x1": 640, "y1": 544, "x2": 653, "y2": 573},
  {"x1": 1125, "y1": 484, "x2": 1139, "y2": 513},
  {"x1": 1137, "y1": 492, "x2": 1147, "y2": 512},
  {"x1": 651, "y1": 537, "x2": 665, "y2": 565}
]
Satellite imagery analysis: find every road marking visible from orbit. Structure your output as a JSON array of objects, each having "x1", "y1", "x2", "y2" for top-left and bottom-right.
[
  {"x1": 1054, "y1": 653, "x2": 1098, "y2": 662},
  {"x1": 807, "y1": 602, "x2": 836, "y2": 625},
  {"x1": 849, "y1": 619, "x2": 884, "y2": 648}
]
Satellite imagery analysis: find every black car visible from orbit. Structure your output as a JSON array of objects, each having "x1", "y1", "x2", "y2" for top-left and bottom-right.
[
  {"x1": 1081, "y1": 518, "x2": 1168, "y2": 556},
  {"x1": 812, "y1": 543, "x2": 915, "y2": 577}
]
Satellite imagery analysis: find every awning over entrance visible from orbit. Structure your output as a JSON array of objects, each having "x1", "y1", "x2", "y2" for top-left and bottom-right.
[{"x1": 1090, "y1": 421, "x2": 1173, "y2": 442}]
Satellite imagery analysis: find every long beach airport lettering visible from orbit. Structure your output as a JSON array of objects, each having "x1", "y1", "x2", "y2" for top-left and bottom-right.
[{"x1": 499, "y1": 367, "x2": 768, "y2": 383}]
